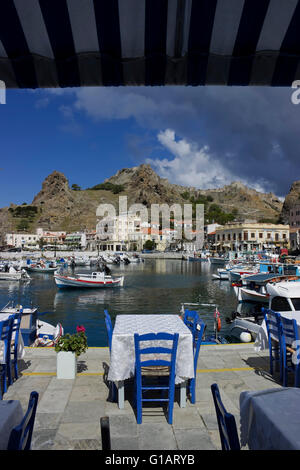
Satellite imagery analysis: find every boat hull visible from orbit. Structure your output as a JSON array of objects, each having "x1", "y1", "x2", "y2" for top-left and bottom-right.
[
  {"x1": 54, "y1": 273, "x2": 124, "y2": 288},
  {"x1": 239, "y1": 287, "x2": 269, "y2": 304}
]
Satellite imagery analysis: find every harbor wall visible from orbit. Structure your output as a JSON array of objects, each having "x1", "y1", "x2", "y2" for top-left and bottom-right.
[{"x1": 0, "y1": 250, "x2": 187, "y2": 260}]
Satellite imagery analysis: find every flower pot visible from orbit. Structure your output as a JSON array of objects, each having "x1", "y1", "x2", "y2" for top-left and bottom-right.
[{"x1": 56, "y1": 351, "x2": 77, "y2": 379}]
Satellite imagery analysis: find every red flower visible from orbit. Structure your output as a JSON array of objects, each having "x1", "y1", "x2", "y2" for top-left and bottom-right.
[{"x1": 76, "y1": 325, "x2": 86, "y2": 333}]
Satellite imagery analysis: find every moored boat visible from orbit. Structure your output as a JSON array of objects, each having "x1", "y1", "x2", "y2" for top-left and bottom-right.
[
  {"x1": 0, "y1": 302, "x2": 63, "y2": 347},
  {"x1": 54, "y1": 270, "x2": 124, "y2": 288},
  {"x1": 0, "y1": 267, "x2": 31, "y2": 281}
]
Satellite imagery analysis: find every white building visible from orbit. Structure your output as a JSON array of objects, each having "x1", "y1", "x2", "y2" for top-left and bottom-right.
[
  {"x1": 215, "y1": 223, "x2": 290, "y2": 252},
  {"x1": 5, "y1": 232, "x2": 40, "y2": 249}
]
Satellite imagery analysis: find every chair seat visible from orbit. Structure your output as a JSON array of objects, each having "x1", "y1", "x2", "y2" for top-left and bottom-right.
[{"x1": 141, "y1": 366, "x2": 170, "y2": 376}]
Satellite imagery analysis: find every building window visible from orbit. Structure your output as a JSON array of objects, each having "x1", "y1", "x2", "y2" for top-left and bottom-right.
[
  {"x1": 228, "y1": 234, "x2": 231, "y2": 241},
  {"x1": 259, "y1": 233, "x2": 263, "y2": 239},
  {"x1": 267, "y1": 233, "x2": 271, "y2": 239},
  {"x1": 251, "y1": 233, "x2": 255, "y2": 238},
  {"x1": 283, "y1": 233, "x2": 286, "y2": 239},
  {"x1": 275, "y1": 233, "x2": 279, "y2": 241},
  {"x1": 244, "y1": 232, "x2": 248, "y2": 241}
]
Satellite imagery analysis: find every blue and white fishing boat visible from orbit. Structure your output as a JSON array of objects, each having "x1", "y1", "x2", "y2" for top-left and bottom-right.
[
  {"x1": 180, "y1": 302, "x2": 228, "y2": 344},
  {"x1": 0, "y1": 301, "x2": 63, "y2": 346}
]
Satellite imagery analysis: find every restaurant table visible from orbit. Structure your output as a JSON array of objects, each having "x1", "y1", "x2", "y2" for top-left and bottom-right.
[
  {"x1": 107, "y1": 314, "x2": 195, "y2": 409},
  {"x1": 0, "y1": 400, "x2": 23, "y2": 449},
  {"x1": 240, "y1": 387, "x2": 300, "y2": 450}
]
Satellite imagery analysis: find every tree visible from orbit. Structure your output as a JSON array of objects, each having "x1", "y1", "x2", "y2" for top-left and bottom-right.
[
  {"x1": 143, "y1": 240, "x2": 156, "y2": 251},
  {"x1": 71, "y1": 184, "x2": 81, "y2": 191}
]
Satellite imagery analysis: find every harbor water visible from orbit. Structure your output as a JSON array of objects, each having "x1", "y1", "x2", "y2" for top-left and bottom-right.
[{"x1": 0, "y1": 259, "x2": 244, "y2": 346}]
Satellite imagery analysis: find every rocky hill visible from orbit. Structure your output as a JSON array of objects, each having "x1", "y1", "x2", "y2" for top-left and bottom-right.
[
  {"x1": 0, "y1": 165, "x2": 284, "y2": 239},
  {"x1": 280, "y1": 180, "x2": 300, "y2": 224}
]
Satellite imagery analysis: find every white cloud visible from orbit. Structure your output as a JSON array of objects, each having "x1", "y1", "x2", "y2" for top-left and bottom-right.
[{"x1": 147, "y1": 129, "x2": 270, "y2": 193}]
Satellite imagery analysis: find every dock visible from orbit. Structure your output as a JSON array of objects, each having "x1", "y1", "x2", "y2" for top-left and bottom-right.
[{"x1": 2, "y1": 342, "x2": 283, "y2": 450}]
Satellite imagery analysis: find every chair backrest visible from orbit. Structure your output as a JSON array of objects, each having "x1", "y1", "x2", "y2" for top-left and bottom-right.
[
  {"x1": 0, "y1": 316, "x2": 14, "y2": 363},
  {"x1": 104, "y1": 315, "x2": 113, "y2": 351},
  {"x1": 264, "y1": 309, "x2": 282, "y2": 343},
  {"x1": 7, "y1": 391, "x2": 39, "y2": 450},
  {"x1": 211, "y1": 383, "x2": 240, "y2": 451},
  {"x1": 134, "y1": 332, "x2": 179, "y2": 378},
  {"x1": 183, "y1": 310, "x2": 199, "y2": 336},
  {"x1": 193, "y1": 319, "x2": 206, "y2": 373},
  {"x1": 11, "y1": 313, "x2": 22, "y2": 355},
  {"x1": 280, "y1": 315, "x2": 299, "y2": 350}
]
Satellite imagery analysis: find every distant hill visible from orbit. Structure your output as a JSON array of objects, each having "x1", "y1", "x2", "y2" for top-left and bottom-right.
[{"x1": 0, "y1": 164, "x2": 284, "y2": 239}]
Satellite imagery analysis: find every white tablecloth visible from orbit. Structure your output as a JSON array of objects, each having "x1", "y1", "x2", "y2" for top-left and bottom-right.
[
  {"x1": 0, "y1": 314, "x2": 25, "y2": 364},
  {"x1": 240, "y1": 388, "x2": 300, "y2": 450},
  {"x1": 107, "y1": 314, "x2": 194, "y2": 384},
  {"x1": 0, "y1": 400, "x2": 23, "y2": 449}
]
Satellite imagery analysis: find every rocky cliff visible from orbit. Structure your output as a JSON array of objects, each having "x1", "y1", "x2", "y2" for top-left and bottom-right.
[
  {"x1": 280, "y1": 180, "x2": 300, "y2": 223},
  {"x1": 0, "y1": 165, "x2": 284, "y2": 239}
]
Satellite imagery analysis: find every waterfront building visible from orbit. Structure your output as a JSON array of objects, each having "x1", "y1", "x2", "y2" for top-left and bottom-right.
[
  {"x1": 215, "y1": 222, "x2": 290, "y2": 252},
  {"x1": 4, "y1": 227, "x2": 66, "y2": 250},
  {"x1": 96, "y1": 213, "x2": 150, "y2": 251},
  {"x1": 64, "y1": 232, "x2": 87, "y2": 250},
  {"x1": 4, "y1": 231, "x2": 40, "y2": 249}
]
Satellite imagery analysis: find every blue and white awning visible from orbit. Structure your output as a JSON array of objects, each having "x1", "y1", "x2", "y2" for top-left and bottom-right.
[{"x1": 1, "y1": 0, "x2": 300, "y2": 88}]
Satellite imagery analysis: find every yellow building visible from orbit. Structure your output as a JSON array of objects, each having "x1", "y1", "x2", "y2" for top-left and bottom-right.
[{"x1": 215, "y1": 222, "x2": 289, "y2": 252}]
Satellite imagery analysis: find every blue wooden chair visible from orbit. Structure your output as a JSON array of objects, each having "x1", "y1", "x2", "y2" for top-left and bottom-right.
[
  {"x1": 211, "y1": 383, "x2": 240, "y2": 450},
  {"x1": 7, "y1": 391, "x2": 39, "y2": 450},
  {"x1": 279, "y1": 316, "x2": 300, "y2": 387},
  {"x1": 10, "y1": 313, "x2": 22, "y2": 385},
  {"x1": 188, "y1": 318, "x2": 206, "y2": 404},
  {"x1": 183, "y1": 310, "x2": 199, "y2": 337},
  {"x1": 0, "y1": 316, "x2": 14, "y2": 399},
  {"x1": 104, "y1": 311, "x2": 117, "y2": 402},
  {"x1": 134, "y1": 332, "x2": 179, "y2": 424},
  {"x1": 263, "y1": 309, "x2": 283, "y2": 381}
]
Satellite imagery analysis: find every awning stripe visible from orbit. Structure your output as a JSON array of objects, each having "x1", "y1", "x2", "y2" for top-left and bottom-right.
[
  {"x1": 0, "y1": 0, "x2": 300, "y2": 88},
  {"x1": 228, "y1": 0, "x2": 271, "y2": 85},
  {"x1": 0, "y1": 1, "x2": 38, "y2": 88},
  {"x1": 187, "y1": 0, "x2": 218, "y2": 85},
  {"x1": 93, "y1": 0, "x2": 123, "y2": 86},
  {"x1": 39, "y1": 0, "x2": 80, "y2": 87},
  {"x1": 145, "y1": 0, "x2": 168, "y2": 85},
  {"x1": 272, "y1": 0, "x2": 300, "y2": 86}
]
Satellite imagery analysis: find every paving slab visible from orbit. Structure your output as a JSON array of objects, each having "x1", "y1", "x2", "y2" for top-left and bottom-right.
[{"x1": 1, "y1": 344, "x2": 283, "y2": 450}]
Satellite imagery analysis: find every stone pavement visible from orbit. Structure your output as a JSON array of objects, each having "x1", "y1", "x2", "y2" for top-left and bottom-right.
[{"x1": 3, "y1": 343, "x2": 283, "y2": 450}]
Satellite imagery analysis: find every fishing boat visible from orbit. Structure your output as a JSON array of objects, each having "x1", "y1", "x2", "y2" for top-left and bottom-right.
[
  {"x1": 54, "y1": 270, "x2": 124, "y2": 288},
  {"x1": 0, "y1": 302, "x2": 63, "y2": 347},
  {"x1": 209, "y1": 256, "x2": 227, "y2": 266},
  {"x1": 0, "y1": 266, "x2": 31, "y2": 281},
  {"x1": 25, "y1": 262, "x2": 57, "y2": 273},
  {"x1": 180, "y1": 302, "x2": 228, "y2": 344},
  {"x1": 212, "y1": 268, "x2": 230, "y2": 280}
]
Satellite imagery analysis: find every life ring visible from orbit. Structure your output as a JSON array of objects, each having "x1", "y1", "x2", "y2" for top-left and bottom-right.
[{"x1": 216, "y1": 317, "x2": 221, "y2": 332}]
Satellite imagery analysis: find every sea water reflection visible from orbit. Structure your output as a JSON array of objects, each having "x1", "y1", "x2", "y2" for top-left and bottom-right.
[{"x1": 0, "y1": 259, "x2": 254, "y2": 346}]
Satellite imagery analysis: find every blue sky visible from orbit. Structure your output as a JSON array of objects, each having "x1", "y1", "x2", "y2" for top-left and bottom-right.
[{"x1": 0, "y1": 85, "x2": 299, "y2": 207}]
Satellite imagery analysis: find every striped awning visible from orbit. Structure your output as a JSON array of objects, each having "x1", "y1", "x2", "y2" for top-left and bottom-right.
[{"x1": 1, "y1": 0, "x2": 300, "y2": 88}]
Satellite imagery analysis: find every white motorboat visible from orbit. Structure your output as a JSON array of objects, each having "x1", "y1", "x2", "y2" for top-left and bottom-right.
[
  {"x1": 0, "y1": 267, "x2": 31, "y2": 281},
  {"x1": 228, "y1": 275, "x2": 300, "y2": 342},
  {"x1": 54, "y1": 270, "x2": 124, "y2": 288},
  {"x1": 232, "y1": 273, "x2": 286, "y2": 304}
]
